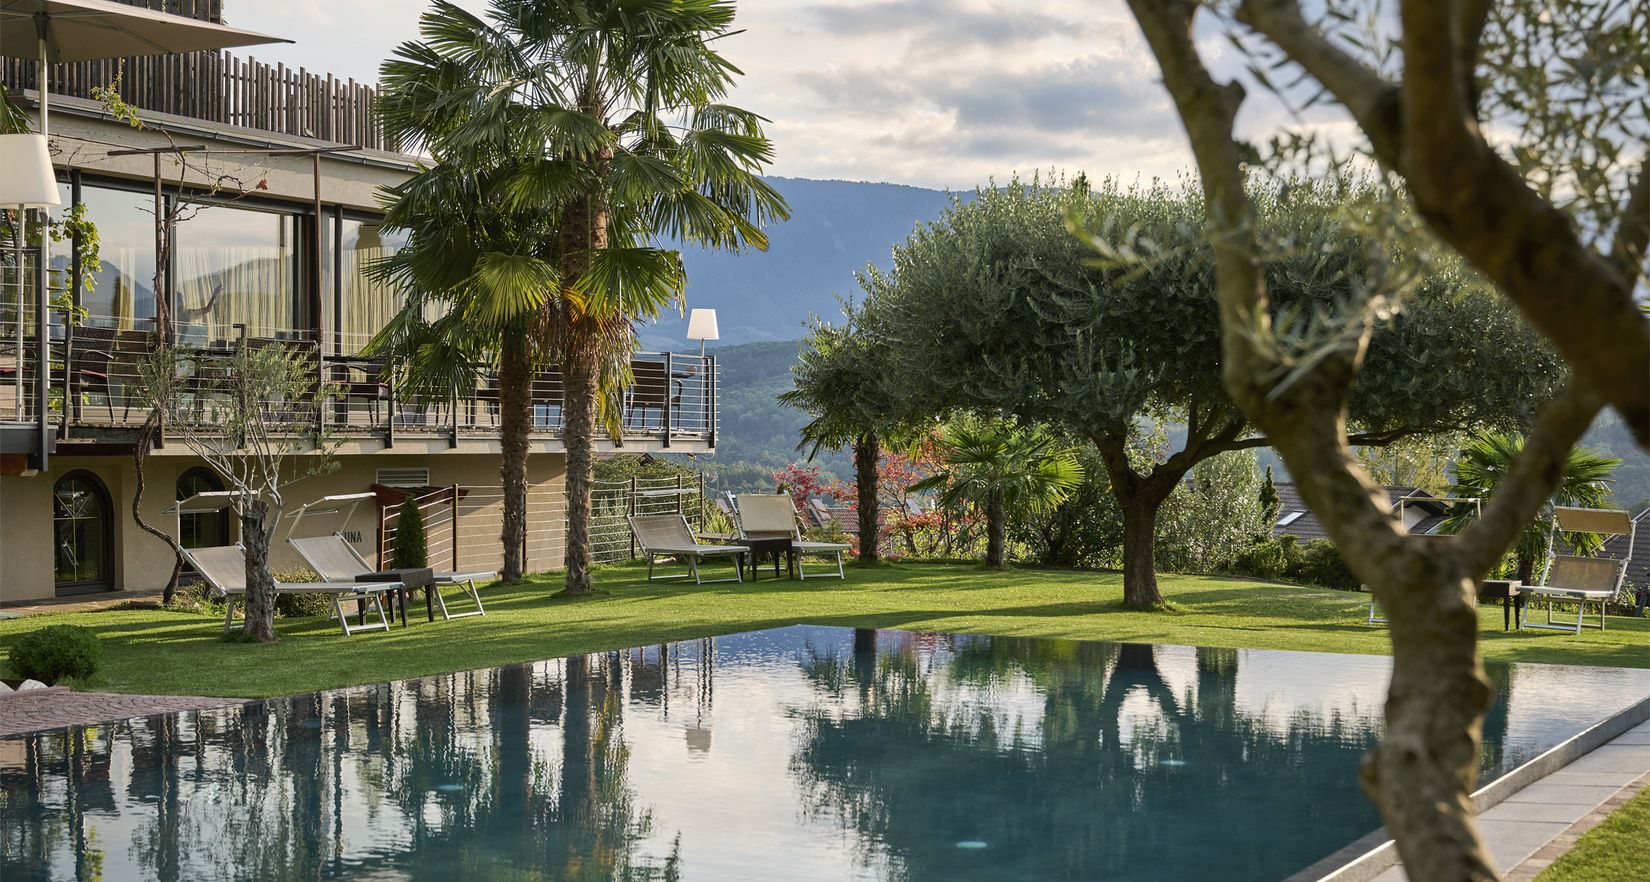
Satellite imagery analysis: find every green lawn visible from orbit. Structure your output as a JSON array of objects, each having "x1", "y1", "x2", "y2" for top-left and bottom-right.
[
  {"x1": 2, "y1": 562, "x2": 1646, "y2": 698},
  {"x1": 1534, "y1": 787, "x2": 1649, "y2": 882}
]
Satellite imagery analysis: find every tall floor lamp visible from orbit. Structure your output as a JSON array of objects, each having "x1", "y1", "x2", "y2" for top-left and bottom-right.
[
  {"x1": 0, "y1": 134, "x2": 62, "y2": 423},
  {"x1": 686, "y1": 308, "x2": 719, "y2": 357}
]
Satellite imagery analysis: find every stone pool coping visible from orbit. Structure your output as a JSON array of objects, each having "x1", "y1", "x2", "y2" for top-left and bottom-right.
[
  {"x1": 0, "y1": 687, "x2": 239, "y2": 738},
  {"x1": 1291, "y1": 693, "x2": 1650, "y2": 882}
]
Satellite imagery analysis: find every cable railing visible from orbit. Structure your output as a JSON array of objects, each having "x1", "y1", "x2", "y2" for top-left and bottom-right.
[{"x1": 0, "y1": 312, "x2": 718, "y2": 447}]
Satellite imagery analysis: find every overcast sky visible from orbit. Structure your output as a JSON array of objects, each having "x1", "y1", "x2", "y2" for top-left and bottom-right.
[{"x1": 225, "y1": 1, "x2": 1315, "y2": 191}]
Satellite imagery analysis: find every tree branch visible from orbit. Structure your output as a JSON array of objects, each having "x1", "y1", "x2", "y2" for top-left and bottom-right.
[
  {"x1": 1455, "y1": 380, "x2": 1605, "y2": 577},
  {"x1": 1611, "y1": 159, "x2": 1650, "y2": 288}
]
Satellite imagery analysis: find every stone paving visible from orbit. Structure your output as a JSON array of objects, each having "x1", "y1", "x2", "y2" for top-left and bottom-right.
[
  {"x1": 0, "y1": 588, "x2": 164, "y2": 618},
  {"x1": 1370, "y1": 718, "x2": 1650, "y2": 882},
  {"x1": 0, "y1": 687, "x2": 237, "y2": 738}
]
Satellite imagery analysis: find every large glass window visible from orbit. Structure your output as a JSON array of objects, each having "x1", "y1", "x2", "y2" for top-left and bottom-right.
[
  {"x1": 330, "y1": 217, "x2": 410, "y2": 353},
  {"x1": 76, "y1": 185, "x2": 158, "y2": 332},
  {"x1": 53, "y1": 471, "x2": 112, "y2": 593},
  {"x1": 173, "y1": 204, "x2": 302, "y2": 343}
]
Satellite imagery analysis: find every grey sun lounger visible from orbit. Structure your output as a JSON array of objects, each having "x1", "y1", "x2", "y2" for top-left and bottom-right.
[
  {"x1": 628, "y1": 513, "x2": 747, "y2": 584},
  {"x1": 181, "y1": 544, "x2": 398, "y2": 636},
  {"x1": 289, "y1": 534, "x2": 491, "y2": 620},
  {"x1": 1520, "y1": 506, "x2": 1637, "y2": 634},
  {"x1": 734, "y1": 493, "x2": 850, "y2": 580}
]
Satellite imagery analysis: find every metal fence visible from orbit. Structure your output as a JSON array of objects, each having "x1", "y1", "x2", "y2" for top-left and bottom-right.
[{"x1": 377, "y1": 473, "x2": 712, "y2": 575}]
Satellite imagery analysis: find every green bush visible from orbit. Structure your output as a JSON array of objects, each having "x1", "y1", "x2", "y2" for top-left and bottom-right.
[
  {"x1": 391, "y1": 496, "x2": 428, "y2": 570},
  {"x1": 9, "y1": 625, "x2": 102, "y2": 685},
  {"x1": 1225, "y1": 536, "x2": 1296, "y2": 581},
  {"x1": 1288, "y1": 539, "x2": 1361, "y2": 591}
]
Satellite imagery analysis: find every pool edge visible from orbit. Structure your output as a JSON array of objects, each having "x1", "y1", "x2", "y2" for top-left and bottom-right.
[{"x1": 1294, "y1": 692, "x2": 1650, "y2": 882}]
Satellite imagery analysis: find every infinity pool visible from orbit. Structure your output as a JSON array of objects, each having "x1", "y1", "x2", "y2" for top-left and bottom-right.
[{"x1": 3, "y1": 627, "x2": 1647, "y2": 881}]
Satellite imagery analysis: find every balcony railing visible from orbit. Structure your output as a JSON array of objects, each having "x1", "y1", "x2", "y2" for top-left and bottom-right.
[
  {"x1": 1, "y1": 49, "x2": 396, "y2": 151},
  {"x1": 0, "y1": 315, "x2": 717, "y2": 449}
]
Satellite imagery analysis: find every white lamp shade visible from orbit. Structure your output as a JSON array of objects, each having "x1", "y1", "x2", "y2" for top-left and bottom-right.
[
  {"x1": 0, "y1": 135, "x2": 62, "y2": 208},
  {"x1": 686, "y1": 308, "x2": 719, "y2": 342}
]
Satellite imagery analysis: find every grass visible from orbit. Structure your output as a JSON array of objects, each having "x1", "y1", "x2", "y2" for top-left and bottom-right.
[
  {"x1": 1534, "y1": 787, "x2": 1649, "y2": 881},
  {"x1": 1, "y1": 561, "x2": 1645, "y2": 698}
]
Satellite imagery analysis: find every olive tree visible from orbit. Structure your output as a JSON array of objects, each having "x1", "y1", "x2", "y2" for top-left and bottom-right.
[
  {"x1": 136, "y1": 344, "x2": 340, "y2": 642},
  {"x1": 860, "y1": 179, "x2": 1555, "y2": 607},
  {"x1": 1123, "y1": 1, "x2": 1647, "y2": 878}
]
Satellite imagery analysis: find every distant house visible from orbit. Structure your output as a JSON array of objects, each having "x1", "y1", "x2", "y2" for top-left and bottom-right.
[{"x1": 1272, "y1": 483, "x2": 1451, "y2": 542}]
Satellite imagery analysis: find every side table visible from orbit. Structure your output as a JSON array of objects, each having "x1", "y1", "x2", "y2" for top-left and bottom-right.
[
  {"x1": 1478, "y1": 579, "x2": 1524, "y2": 631},
  {"x1": 357, "y1": 567, "x2": 436, "y2": 627},
  {"x1": 736, "y1": 535, "x2": 794, "y2": 581}
]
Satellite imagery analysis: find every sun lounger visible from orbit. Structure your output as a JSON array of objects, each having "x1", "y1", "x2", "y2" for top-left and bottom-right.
[
  {"x1": 289, "y1": 534, "x2": 492, "y2": 620},
  {"x1": 181, "y1": 544, "x2": 398, "y2": 636},
  {"x1": 1520, "y1": 507, "x2": 1636, "y2": 634},
  {"x1": 628, "y1": 513, "x2": 747, "y2": 584},
  {"x1": 734, "y1": 493, "x2": 850, "y2": 580}
]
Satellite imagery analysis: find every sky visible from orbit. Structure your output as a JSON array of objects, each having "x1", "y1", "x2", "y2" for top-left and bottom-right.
[{"x1": 221, "y1": 0, "x2": 1322, "y2": 191}]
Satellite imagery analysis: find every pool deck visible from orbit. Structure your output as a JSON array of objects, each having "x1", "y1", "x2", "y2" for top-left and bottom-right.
[
  {"x1": 0, "y1": 687, "x2": 236, "y2": 737},
  {"x1": 1348, "y1": 718, "x2": 1650, "y2": 882}
]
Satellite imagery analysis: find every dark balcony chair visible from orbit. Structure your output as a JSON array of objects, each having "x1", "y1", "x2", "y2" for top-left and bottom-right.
[
  {"x1": 1, "y1": 327, "x2": 121, "y2": 422},
  {"x1": 625, "y1": 358, "x2": 681, "y2": 430},
  {"x1": 329, "y1": 357, "x2": 392, "y2": 427}
]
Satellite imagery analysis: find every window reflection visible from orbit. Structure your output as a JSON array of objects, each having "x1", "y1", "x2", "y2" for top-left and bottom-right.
[
  {"x1": 174, "y1": 204, "x2": 301, "y2": 343},
  {"x1": 77, "y1": 185, "x2": 158, "y2": 332}
]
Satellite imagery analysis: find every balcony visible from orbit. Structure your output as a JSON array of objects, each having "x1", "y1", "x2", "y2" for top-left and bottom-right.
[{"x1": 0, "y1": 316, "x2": 717, "y2": 452}]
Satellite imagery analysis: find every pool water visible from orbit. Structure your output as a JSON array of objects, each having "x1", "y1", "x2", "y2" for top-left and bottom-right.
[{"x1": 3, "y1": 626, "x2": 1646, "y2": 881}]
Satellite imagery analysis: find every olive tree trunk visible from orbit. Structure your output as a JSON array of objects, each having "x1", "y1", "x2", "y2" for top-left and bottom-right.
[
  {"x1": 131, "y1": 410, "x2": 183, "y2": 602},
  {"x1": 854, "y1": 431, "x2": 881, "y2": 561},
  {"x1": 497, "y1": 335, "x2": 532, "y2": 582},
  {"x1": 239, "y1": 498, "x2": 278, "y2": 643}
]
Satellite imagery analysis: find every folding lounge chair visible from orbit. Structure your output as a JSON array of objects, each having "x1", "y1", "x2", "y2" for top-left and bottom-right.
[
  {"x1": 628, "y1": 513, "x2": 747, "y2": 584},
  {"x1": 289, "y1": 534, "x2": 491, "y2": 620},
  {"x1": 1520, "y1": 506, "x2": 1636, "y2": 634},
  {"x1": 181, "y1": 544, "x2": 398, "y2": 636},
  {"x1": 735, "y1": 494, "x2": 851, "y2": 580}
]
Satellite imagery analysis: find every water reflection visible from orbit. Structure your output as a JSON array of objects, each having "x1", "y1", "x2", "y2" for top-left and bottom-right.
[{"x1": 1, "y1": 628, "x2": 1645, "y2": 882}]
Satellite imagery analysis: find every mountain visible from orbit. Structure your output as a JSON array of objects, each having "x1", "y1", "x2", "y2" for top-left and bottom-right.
[
  {"x1": 639, "y1": 177, "x2": 958, "y2": 351},
  {"x1": 695, "y1": 339, "x2": 849, "y2": 492}
]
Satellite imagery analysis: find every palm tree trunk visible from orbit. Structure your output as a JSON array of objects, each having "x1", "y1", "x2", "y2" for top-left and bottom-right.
[
  {"x1": 561, "y1": 348, "x2": 599, "y2": 594},
  {"x1": 240, "y1": 498, "x2": 278, "y2": 643},
  {"x1": 498, "y1": 335, "x2": 532, "y2": 582},
  {"x1": 985, "y1": 495, "x2": 1007, "y2": 566},
  {"x1": 854, "y1": 431, "x2": 880, "y2": 561}
]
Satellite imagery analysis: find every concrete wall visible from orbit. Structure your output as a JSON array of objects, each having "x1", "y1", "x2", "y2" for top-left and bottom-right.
[{"x1": 0, "y1": 451, "x2": 565, "y2": 603}]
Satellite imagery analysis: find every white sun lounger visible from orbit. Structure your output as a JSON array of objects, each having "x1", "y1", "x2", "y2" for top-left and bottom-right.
[
  {"x1": 1521, "y1": 507, "x2": 1636, "y2": 634},
  {"x1": 181, "y1": 544, "x2": 397, "y2": 636},
  {"x1": 628, "y1": 513, "x2": 747, "y2": 584},
  {"x1": 734, "y1": 493, "x2": 850, "y2": 580},
  {"x1": 289, "y1": 534, "x2": 491, "y2": 620}
]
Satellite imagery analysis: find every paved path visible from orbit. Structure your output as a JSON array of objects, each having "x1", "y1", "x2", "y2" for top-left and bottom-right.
[
  {"x1": 1371, "y1": 719, "x2": 1650, "y2": 881},
  {"x1": 0, "y1": 687, "x2": 236, "y2": 738},
  {"x1": 0, "y1": 589, "x2": 164, "y2": 617}
]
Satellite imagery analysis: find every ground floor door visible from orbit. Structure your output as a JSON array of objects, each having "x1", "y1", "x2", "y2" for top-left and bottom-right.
[{"x1": 52, "y1": 471, "x2": 114, "y2": 596}]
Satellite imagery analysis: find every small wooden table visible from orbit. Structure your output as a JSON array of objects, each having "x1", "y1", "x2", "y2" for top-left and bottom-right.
[
  {"x1": 1479, "y1": 579, "x2": 1524, "y2": 631},
  {"x1": 358, "y1": 568, "x2": 436, "y2": 626}
]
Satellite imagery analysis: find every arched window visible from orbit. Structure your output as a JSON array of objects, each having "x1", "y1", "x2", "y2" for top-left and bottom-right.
[
  {"x1": 53, "y1": 471, "x2": 113, "y2": 594},
  {"x1": 177, "y1": 467, "x2": 230, "y2": 549}
]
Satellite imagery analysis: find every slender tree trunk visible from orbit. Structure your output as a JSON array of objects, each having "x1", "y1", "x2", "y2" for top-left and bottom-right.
[
  {"x1": 497, "y1": 335, "x2": 532, "y2": 582},
  {"x1": 854, "y1": 431, "x2": 880, "y2": 561},
  {"x1": 1514, "y1": 553, "x2": 1536, "y2": 585},
  {"x1": 985, "y1": 494, "x2": 1007, "y2": 567},
  {"x1": 131, "y1": 410, "x2": 183, "y2": 602},
  {"x1": 561, "y1": 349, "x2": 599, "y2": 594},
  {"x1": 240, "y1": 498, "x2": 278, "y2": 643}
]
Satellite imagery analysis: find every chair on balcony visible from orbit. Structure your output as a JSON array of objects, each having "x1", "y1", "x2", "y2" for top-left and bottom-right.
[
  {"x1": 1, "y1": 326, "x2": 121, "y2": 421},
  {"x1": 625, "y1": 358, "x2": 681, "y2": 430},
  {"x1": 330, "y1": 357, "x2": 391, "y2": 427}
]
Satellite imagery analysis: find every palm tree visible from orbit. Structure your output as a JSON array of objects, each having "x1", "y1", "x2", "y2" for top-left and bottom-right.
[
  {"x1": 911, "y1": 421, "x2": 1083, "y2": 567},
  {"x1": 1444, "y1": 432, "x2": 1620, "y2": 583},
  {"x1": 374, "y1": 0, "x2": 787, "y2": 587}
]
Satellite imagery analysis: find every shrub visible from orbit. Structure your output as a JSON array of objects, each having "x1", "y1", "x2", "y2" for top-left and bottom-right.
[
  {"x1": 1226, "y1": 536, "x2": 1296, "y2": 581},
  {"x1": 391, "y1": 496, "x2": 428, "y2": 570},
  {"x1": 9, "y1": 625, "x2": 102, "y2": 685},
  {"x1": 1288, "y1": 539, "x2": 1361, "y2": 591}
]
